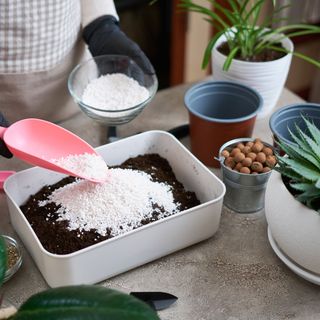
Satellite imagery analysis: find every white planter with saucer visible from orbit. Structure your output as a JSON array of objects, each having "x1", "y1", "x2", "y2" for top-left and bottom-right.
[{"x1": 265, "y1": 170, "x2": 320, "y2": 284}]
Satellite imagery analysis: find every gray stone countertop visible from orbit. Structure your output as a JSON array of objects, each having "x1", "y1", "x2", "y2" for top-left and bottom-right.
[{"x1": 1, "y1": 83, "x2": 320, "y2": 320}]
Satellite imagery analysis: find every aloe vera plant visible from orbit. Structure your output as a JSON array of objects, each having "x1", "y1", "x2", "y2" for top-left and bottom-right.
[
  {"x1": 179, "y1": 0, "x2": 320, "y2": 70},
  {"x1": 276, "y1": 117, "x2": 320, "y2": 213}
]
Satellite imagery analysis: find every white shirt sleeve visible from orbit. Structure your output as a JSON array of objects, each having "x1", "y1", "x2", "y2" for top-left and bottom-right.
[{"x1": 81, "y1": 0, "x2": 119, "y2": 27}]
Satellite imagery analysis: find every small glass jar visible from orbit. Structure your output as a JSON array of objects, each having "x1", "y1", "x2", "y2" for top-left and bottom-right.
[{"x1": 2, "y1": 235, "x2": 22, "y2": 282}]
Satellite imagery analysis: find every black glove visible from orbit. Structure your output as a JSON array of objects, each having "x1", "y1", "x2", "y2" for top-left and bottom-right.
[
  {"x1": 0, "y1": 113, "x2": 12, "y2": 158},
  {"x1": 83, "y1": 15, "x2": 155, "y2": 75}
]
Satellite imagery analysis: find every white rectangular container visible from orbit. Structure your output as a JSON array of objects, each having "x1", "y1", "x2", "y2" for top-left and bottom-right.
[{"x1": 4, "y1": 131, "x2": 225, "y2": 287}]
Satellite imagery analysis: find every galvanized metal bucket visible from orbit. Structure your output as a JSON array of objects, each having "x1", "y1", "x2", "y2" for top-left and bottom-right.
[{"x1": 218, "y1": 138, "x2": 273, "y2": 213}]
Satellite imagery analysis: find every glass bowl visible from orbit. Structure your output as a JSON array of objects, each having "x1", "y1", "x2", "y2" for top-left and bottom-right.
[
  {"x1": 3, "y1": 235, "x2": 22, "y2": 283},
  {"x1": 68, "y1": 55, "x2": 158, "y2": 125}
]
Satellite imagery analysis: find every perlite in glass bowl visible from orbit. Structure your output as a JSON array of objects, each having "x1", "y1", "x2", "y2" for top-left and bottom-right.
[
  {"x1": 68, "y1": 55, "x2": 158, "y2": 125},
  {"x1": 3, "y1": 235, "x2": 22, "y2": 282}
]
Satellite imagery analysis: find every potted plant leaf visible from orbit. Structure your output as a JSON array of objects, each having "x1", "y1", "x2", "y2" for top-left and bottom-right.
[
  {"x1": 265, "y1": 117, "x2": 320, "y2": 284},
  {"x1": 0, "y1": 236, "x2": 160, "y2": 319},
  {"x1": 179, "y1": 0, "x2": 320, "y2": 118}
]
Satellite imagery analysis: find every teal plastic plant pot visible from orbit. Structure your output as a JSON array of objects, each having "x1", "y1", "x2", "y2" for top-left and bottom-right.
[
  {"x1": 184, "y1": 81, "x2": 262, "y2": 167},
  {"x1": 269, "y1": 103, "x2": 320, "y2": 147}
]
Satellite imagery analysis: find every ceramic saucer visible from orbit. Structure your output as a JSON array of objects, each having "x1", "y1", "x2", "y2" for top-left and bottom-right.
[{"x1": 267, "y1": 227, "x2": 320, "y2": 285}]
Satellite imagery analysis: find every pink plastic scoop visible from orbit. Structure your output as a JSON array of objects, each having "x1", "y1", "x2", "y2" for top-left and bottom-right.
[{"x1": 0, "y1": 118, "x2": 107, "y2": 183}]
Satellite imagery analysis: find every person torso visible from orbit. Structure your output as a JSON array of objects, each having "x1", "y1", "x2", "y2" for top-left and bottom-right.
[{"x1": 0, "y1": 0, "x2": 81, "y2": 74}]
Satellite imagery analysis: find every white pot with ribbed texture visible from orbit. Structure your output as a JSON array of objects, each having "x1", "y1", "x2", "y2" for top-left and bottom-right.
[
  {"x1": 212, "y1": 33, "x2": 293, "y2": 119},
  {"x1": 265, "y1": 171, "x2": 320, "y2": 282}
]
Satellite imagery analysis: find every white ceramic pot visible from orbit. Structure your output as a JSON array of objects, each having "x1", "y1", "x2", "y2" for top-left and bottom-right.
[
  {"x1": 212, "y1": 33, "x2": 293, "y2": 119},
  {"x1": 265, "y1": 171, "x2": 320, "y2": 276}
]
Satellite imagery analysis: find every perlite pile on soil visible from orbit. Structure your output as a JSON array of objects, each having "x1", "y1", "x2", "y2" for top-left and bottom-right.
[{"x1": 21, "y1": 154, "x2": 200, "y2": 254}]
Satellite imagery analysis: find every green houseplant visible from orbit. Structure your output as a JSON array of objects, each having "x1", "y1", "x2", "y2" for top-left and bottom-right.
[
  {"x1": 179, "y1": 0, "x2": 320, "y2": 117},
  {"x1": 275, "y1": 117, "x2": 320, "y2": 212},
  {"x1": 180, "y1": 0, "x2": 320, "y2": 70},
  {"x1": 265, "y1": 116, "x2": 320, "y2": 284},
  {"x1": 0, "y1": 236, "x2": 159, "y2": 320}
]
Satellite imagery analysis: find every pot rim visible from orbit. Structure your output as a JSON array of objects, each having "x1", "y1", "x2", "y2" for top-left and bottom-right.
[
  {"x1": 184, "y1": 81, "x2": 263, "y2": 123},
  {"x1": 269, "y1": 103, "x2": 320, "y2": 144}
]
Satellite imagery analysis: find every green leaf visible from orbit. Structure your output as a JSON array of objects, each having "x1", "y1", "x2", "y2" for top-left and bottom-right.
[
  {"x1": 268, "y1": 45, "x2": 320, "y2": 68},
  {"x1": 242, "y1": 0, "x2": 265, "y2": 26},
  {"x1": 296, "y1": 127, "x2": 320, "y2": 161},
  {"x1": 202, "y1": 29, "x2": 225, "y2": 69},
  {"x1": 11, "y1": 286, "x2": 160, "y2": 320},
  {"x1": 275, "y1": 23, "x2": 320, "y2": 33},
  {"x1": 285, "y1": 30, "x2": 320, "y2": 39},
  {"x1": 277, "y1": 157, "x2": 320, "y2": 182},
  {"x1": 253, "y1": 29, "x2": 283, "y2": 52},
  {"x1": 286, "y1": 127, "x2": 312, "y2": 154},
  {"x1": 227, "y1": 0, "x2": 241, "y2": 15},
  {"x1": 209, "y1": 1, "x2": 238, "y2": 26},
  {"x1": 297, "y1": 191, "x2": 320, "y2": 204},
  {"x1": 303, "y1": 116, "x2": 320, "y2": 146},
  {"x1": 275, "y1": 165, "x2": 302, "y2": 181},
  {"x1": 276, "y1": 139, "x2": 320, "y2": 170},
  {"x1": 290, "y1": 182, "x2": 315, "y2": 192},
  {"x1": 238, "y1": 0, "x2": 251, "y2": 17},
  {"x1": 292, "y1": 51, "x2": 320, "y2": 69},
  {"x1": 0, "y1": 236, "x2": 6, "y2": 287},
  {"x1": 273, "y1": 3, "x2": 292, "y2": 15},
  {"x1": 179, "y1": 0, "x2": 230, "y2": 29},
  {"x1": 222, "y1": 46, "x2": 240, "y2": 70}
]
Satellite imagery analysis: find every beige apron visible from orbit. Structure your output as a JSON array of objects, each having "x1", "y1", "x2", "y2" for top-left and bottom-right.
[{"x1": 0, "y1": 39, "x2": 91, "y2": 124}]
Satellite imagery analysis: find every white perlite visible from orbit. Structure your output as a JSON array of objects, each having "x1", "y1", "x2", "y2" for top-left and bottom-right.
[
  {"x1": 51, "y1": 153, "x2": 108, "y2": 181},
  {"x1": 39, "y1": 168, "x2": 178, "y2": 236},
  {"x1": 82, "y1": 73, "x2": 150, "y2": 110}
]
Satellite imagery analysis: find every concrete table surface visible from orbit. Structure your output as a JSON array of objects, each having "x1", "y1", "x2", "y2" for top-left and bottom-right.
[{"x1": 1, "y1": 83, "x2": 320, "y2": 320}]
